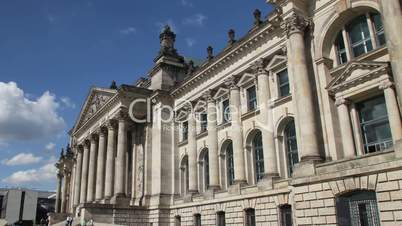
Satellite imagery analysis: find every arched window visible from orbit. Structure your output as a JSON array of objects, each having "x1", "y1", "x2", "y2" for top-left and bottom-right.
[
  {"x1": 180, "y1": 156, "x2": 189, "y2": 196},
  {"x1": 280, "y1": 205, "x2": 293, "y2": 226},
  {"x1": 194, "y1": 214, "x2": 201, "y2": 226},
  {"x1": 204, "y1": 151, "x2": 209, "y2": 189},
  {"x1": 285, "y1": 120, "x2": 299, "y2": 177},
  {"x1": 216, "y1": 211, "x2": 226, "y2": 226},
  {"x1": 226, "y1": 142, "x2": 235, "y2": 186},
  {"x1": 244, "y1": 208, "x2": 256, "y2": 226},
  {"x1": 175, "y1": 216, "x2": 181, "y2": 226},
  {"x1": 334, "y1": 12, "x2": 385, "y2": 65},
  {"x1": 199, "y1": 149, "x2": 209, "y2": 192},
  {"x1": 336, "y1": 191, "x2": 380, "y2": 226},
  {"x1": 252, "y1": 131, "x2": 264, "y2": 182}
]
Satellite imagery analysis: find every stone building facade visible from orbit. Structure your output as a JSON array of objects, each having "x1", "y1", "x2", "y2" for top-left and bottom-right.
[{"x1": 55, "y1": 0, "x2": 402, "y2": 225}]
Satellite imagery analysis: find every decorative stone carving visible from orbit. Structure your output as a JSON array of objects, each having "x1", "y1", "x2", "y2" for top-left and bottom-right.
[
  {"x1": 253, "y1": 9, "x2": 262, "y2": 26},
  {"x1": 335, "y1": 97, "x2": 349, "y2": 107},
  {"x1": 203, "y1": 90, "x2": 214, "y2": 103},
  {"x1": 224, "y1": 76, "x2": 238, "y2": 90},
  {"x1": 187, "y1": 60, "x2": 196, "y2": 75},
  {"x1": 207, "y1": 46, "x2": 214, "y2": 60},
  {"x1": 379, "y1": 80, "x2": 394, "y2": 90},
  {"x1": 252, "y1": 59, "x2": 267, "y2": 75},
  {"x1": 84, "y1": 94, "x2": 111, "y2": 122},
  {"x1": 228, "y1": 29, "x2": 236, "y2": 45},
  {"x1": 282, "y1": 13, "x2": 310, "y2": 37}
]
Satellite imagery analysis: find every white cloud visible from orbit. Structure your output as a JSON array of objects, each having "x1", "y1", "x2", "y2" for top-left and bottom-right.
[
  {"x1": 0, "y1": 82, "x2": 65, "y2": 141},
  {"x1": 2, "y1": 162, "x2": 57, "y2": 186},
  {"x1": 2, "y1": 153, "x2": 42, "y2": 166},
  {"x1": 119, "y1": 27, "x2": 137, "y2": 35},
  {"x1": 44, "y1": 142, "x2": 56, "y2": 153},
  {"x1": 185, "y1": 38, "x2": 196, "y2": 47},
  {"x1": 60, "y1": 97, "x2": 76, "y2": 109},
  {"x1": 180, "y1": 0, "x2": 193, "y2": 7},
  {"x1": 183, "y1": 14, "x2": 207, "y2": 26},
  {"x1": 156, "y1": 19, "x2": 178, "y2": 33}
]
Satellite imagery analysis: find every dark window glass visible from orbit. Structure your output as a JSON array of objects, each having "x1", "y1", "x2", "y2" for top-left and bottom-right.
[
  {"x1": 200, "y1": 113, "x2": 208, "y2": 133},
  {"x1": 280, "y1": 205, "x2": 293, "y2": 226},
  {"x1": 175, "y1": 216, "x2": 181, "y2": 226},
  {"x1": 217, "y1": 211, "x2": 226, "y2": 226},
  {"x1": 285, "y1": 120, "x2": 299, "y2": 177},
  {"x1": 222, "y1": 99, "x2": 230, "y2": 123},
  {"x1": 278, "y1": 69, "x2": 290, "y2": 97},
  {"x1": 335, "y1": 32, "x2": 348, "y2": 64},
  {"x1": 226, "y1": 142, "x2": 235, "y2": 186},
  {"x1": 247, "y1": 86, "x2": 257, "y2": 111},
  {"x1": 371, "y1": 13, "x2": 386, "y2": 46},
  {"x1": 245, "y1": 209, "x2": 256, "y2": 226},
  {"x1": 182, "y1": 121, "x2": 188, "y2": 141},
  {"x1": 194, "y1": 214, "x2": 201, "y2": 226},
  {"x1": 204, "y1": 151, "x2": 209, "y2": 189},
  {"x1": 0, "y1": 195, "x2": 3, "y2": 217},
  {"x1": 347, "y1": 15, "x2": 373, "y2": 57},
  {"x1": 253, "y1": 131, "x2": 265, "y2": 182},
  {"x1": 336, "y1": 191, "x2": 381, "y2": 226},
  {"x1": 357, "y1": 95, "x2": 392, "y2": 153}
]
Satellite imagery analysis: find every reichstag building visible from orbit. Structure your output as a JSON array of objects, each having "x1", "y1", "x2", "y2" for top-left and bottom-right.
[{"x1": 53, "y1": 0, "x2": 402, "y2": 225}]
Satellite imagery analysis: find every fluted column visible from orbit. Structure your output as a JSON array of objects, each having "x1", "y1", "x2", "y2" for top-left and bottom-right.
[
  {"x1": 79, "y1": 140, "x2": 90, "y2": 204},
  {"x1": 130, "y1": 128, "x2": 137, "y2": 204},
  {"x1": 61, "y1": 170, "x2": 70, "y2": 213},
  {"x1": 380, "y1": 81, "x2": 402, "y2": 144},
  {"x1": 104, "y1": 120, "x2": 117, "y2": 200},
  {"x1": 115, "y1": 112, "x2": 128, "y2": 197},
  {"x1": 335, "y1": 98, "x2": 356, "y2": 158},
  {"x1": 205, "y1": 91, "x2": 220, "y2": 190},
  {"x1": 254, "y1": 59, "x2": 279, "y2": 178},
  {"x1": 380, "y1": 0, "x2": 402, "y2": 109},
  {"x1": 95, "y1": 127, "x2": 107, "y2": 202},
  {"x1": 73, "y1": 146, "x2": 83, "y2": 207},
  {"x1": 226, "y1": 77, "x2": 247, "y2": 184},
  {"x1": 86, "y1": 134, "x2": 98, "y2": 202},
  {"x1": 284, "y1": 13, "x2": 321, "y2": 161},
  {"x1": 55, "y1": 172, "x2": 62, "y2": 213},
  {"x1": 188, "y1": 109, "x2": 198, "y2": 193}
]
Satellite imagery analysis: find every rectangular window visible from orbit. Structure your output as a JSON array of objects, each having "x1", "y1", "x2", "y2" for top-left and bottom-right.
[
  {"x1": 0, "y1": 195, "x2": 3, "y2": 217},
  {"x1": 335, "y1": 32, "x2": 348, "y2": 65},
  {"x1": 217, "y1": 211, "x2": 226, "y2": 226},
  {"x1": 357, "y1": 95, "x2": 393, "y2": 153},
  {"x1": 371, "y1": 13, "x2": 386, "y2": 46},
  {"x1": 200, "y1": 113, "x2": 207, "y2": 133},
  {"x1": 347, "y1": 15, "x2": 373, "y2": 57},
  {"x1": 247, "y1": 86, "x2": 257, "y2": 111},
  {"x1": 280, "y1": 205, "x2": 293, "y2": 226},
  {"x1": 245, "y1": 209, "x2": 256, "y2": 226},
  {"x1": 222, "y1": 99, "x2": 230, "y2": 123},
  {"x1": 194, "y1": 214, "x2": 201, "y2": 226},
  {"x1": 175, "y1": 216, "x2": 181, "y2": 226},
  {"x1": 278, "y1": 69, "x2": 290, "y2": 97},
  {"x1": 182, "y1": 121, "x2": 188, "y2": 142}
]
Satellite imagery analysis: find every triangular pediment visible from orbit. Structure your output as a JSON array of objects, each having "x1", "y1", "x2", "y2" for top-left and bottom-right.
[
  {"x1": 194, "y1": 100, "x2": 207, "y2": 113},
  {"x1": 237, "y1": 73, "x2": 255, "y2": 87},
  {"x1": 176, "y1": 108, "x2": 189, "y2": 122},
  {"x1": 327, "y1": 61, "x2": 389, "y2": 94},
  {"x1": 73, "y1": 87, "x2": 117, "y2": 132},
  {"x1": 213, "y1": 87, "x2": 229, "y2": 100},
  {"x1": 266, "y1": 55, "x2": 287, "y2": 70}
]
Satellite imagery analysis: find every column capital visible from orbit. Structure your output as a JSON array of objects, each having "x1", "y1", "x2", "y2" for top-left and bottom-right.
[
  {"x1": 115, "y1": 109, "x2": 129, "y2": 122},
  {"x1": 83, "y1": 139, "x2": 90, "y2": 148},
  {"x1": 96, "y1": 126, "x2": 108, "y2": 137},
  {"x1": 203, "y1": 90, "x2": 215, "y2": 103},
  {"x1": 90, "y1": 133, "x2": 98, "y2": 142},
  {"x1": 252, "y1": 58, "x2": 268, "y2": 76},
  {"x1": 379, "y1": 80, "x2": 394, "y2": 90},
  {"x1": 335, "y1": 97, "x2": 350, "y2": 107},
  {"x1": 106, "y1": 119, "x2": 117, "y2": 131},
  {"x1": 282, "y1": 12, "x2": 310, "y2": 37},
  {"x1": 224, "y1": 76, "x2": 239, "y2": 90}
]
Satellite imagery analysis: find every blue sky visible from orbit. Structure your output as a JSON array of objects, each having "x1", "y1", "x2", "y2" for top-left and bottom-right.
[{"x1": 0, "y1": 0, "x2": 272, "y2": 191}]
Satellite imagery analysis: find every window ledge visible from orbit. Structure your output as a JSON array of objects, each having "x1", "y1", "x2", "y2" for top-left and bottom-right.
[
  {"x1": 271, "y1": 95, "x2": 292, "y2": 108},
  {"x1": 178, "y1": 140, "x2": 188, "y2": 147},
  {"x1": 217, "y1": 121, "x2": 232, "y2": 130},
  {"x1": 241, "y1": 109, "x2": 260, "y2": 120},
  {"x1": 196, "y1": 131, "x2": 208, "y2": 139}
]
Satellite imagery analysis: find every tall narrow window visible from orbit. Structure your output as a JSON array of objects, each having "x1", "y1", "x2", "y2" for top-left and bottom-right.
[
  {"x1": 222, "y1": 99, "x2": 230, "y2": 123},
  {"x1": 347, "y1": 15, "x2": 373, "y2": 57},
  {"x1": 204, "y1": 151, "x2": 210, "y2": 189},
  {"x1": 226, "y1": 142, "x2": 235, "y2": 186},
  {"x1": 217, "y1": 211, "x2": 226, "y2": 226},
  {"x1": 285, "y1": 120, "x2": 299, "y2": 177},
  {"x1": 253, "y1": 131, "x2": 265, "y2": 182},
  {"x1": 335, "y1": 32, "x2": 348, "y2": 65},
  {"x1": 357, "y1": 95, "x2": 392, "y2": 153},
  {"x1": 371, "y1": 13, "x2": 385, "y2": 46},
  {"x1": 244, "y1": 209, "x2": 256, "y2": 226},
  {"x1": 278, "y1": 69, "x2": 290, "y2": 97},
  {"x1": 182, "y1": 121, "x2": 188, "y2": 142},
  {"x1": 0, "y1": 195, "x2": 3, "y2": 217},
  {"x1": 280, "y1": 205, "x2": 293, "y2": 226},
  {"x1": 175, "y1": 216, "x2": 181, "y2": 226},
  {"x1": 200, "y1": 113, "x2": 208, "y2": 133},
  {"x1": 337, "y1": 191, "x2": 381, "y2": 226},
  {"x1": 247, "y1": 86, "x2": 257, "y2": 111},
  {"x1": 194, "y1": 214, "x2": 201, "y2": 226}
]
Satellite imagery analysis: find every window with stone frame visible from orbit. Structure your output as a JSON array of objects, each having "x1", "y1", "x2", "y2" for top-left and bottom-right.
[
  {"x1": 285, "y1": 120, "x2": 299, "y2": 177},
  {"x1": 277, "y1": 69, "x2": 290, "y2": 97},
  {"x1": 201, "y1": 149, "x2": 210, "y2": 191},
  {"x1": 280, "y1": 205, "x2": 293, "y2": 226},
  {"x1": 200, "y1": 112, "x2": 208, "y2": 133},
  {"x1": 246, "y1": 86, "x2": 257, "y2": 111},
  {"x1": 194, "y1": 213, "x2": 201, "y2": 226},
  {"x1": 0, "y1": 195, "x2": 3, "y2": 217},
  {"x1": 252, "y1": 131, "x2": 264, "y2": 182},
  {"x1": 182, "y1": 121, "x2": 188, "y2": 142},
  {"x1": 356, "y1": 95, "x2": 392, "y2": 153},
  {"x1": 222, "y1": 99, "x2": 230, "y2": 123},
  {"x1": 244, "y1": 208, "x2": 256, "y2": 226},
  {"x1": 335, "y1": 32, "x2": 348, "y2": 65},
  {"x1": 371, "y1": 13, "x2": 386, "y2": 46},
  {"x1": 216, "y1": 211, "x2": 226, "y2": 226},
  {"x1": 226, "y1": 141, "x2": 235, "y2": 186},
  {"x1": 175, "y1": 216, "x2": 181, "y2": 226}
]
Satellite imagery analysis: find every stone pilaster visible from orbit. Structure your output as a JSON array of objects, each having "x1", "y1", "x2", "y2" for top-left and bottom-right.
[
  {"x1": 55, "y1": 172, "x2": 62, "y2": 213},
  {"x1": 79, "y1": 140, "x2": 90, "y2": 204},
  {"x1": 114, "y1": 111, "x2": 128, "y2": 198},
  {"x1": 253, "y1": 59, "x2": 279, "y2": 179},
  {"x1": 86, "y1": 134, "x2": 98, "y2": 202},
  {"x1": 95, "y1": 127, "x2": 107, "y2": 202},
  {"x1": 130, "y1": 127, "x2": 137, "y2": 205},
  {"x1": 104, "y1": 120, "x2": 117, "y2": 201},
  {"x1": 335, "y1": 98, "x2": 355, "y2": 158},
  {"x1": 73, "y1": 146, "x2": 83, "y2": 207},
  {"x1": 380, "y1": 0, "x2": 402, "y2": 110},
  {"x1": 380, "y1": 81, "x2": 402, "y2": 146},
  {"x1": 284, "y1": 12, "x2": 321, "y2": 162},
  {"x1": 226, "y1": 77, "x2": 247, "y2": 184},
  {"x1": 205, "y1": 91, "x2": 220, "y2": 190},
  {"x1": 187, "y1": 108, "x2": 198, "y2": 193},
  {"x1": 61, "y1": 169, "x2": 70, "y2": 213}
]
